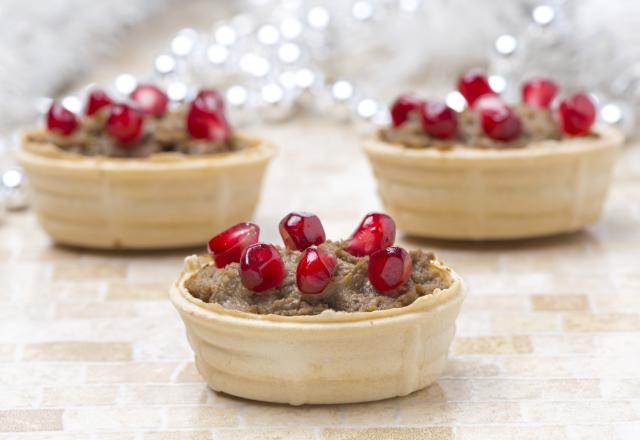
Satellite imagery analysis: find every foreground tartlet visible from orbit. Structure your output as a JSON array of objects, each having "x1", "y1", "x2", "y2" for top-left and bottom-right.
[
  {"x1": 171, "y1": 212, "x2": 466, "y2": 405},
  {"x1": 17, "y1": 86, "x2": 275, "y2": 249},
  {"x1": 365, "y1": 72, "x2": 623, "y2": 240}
]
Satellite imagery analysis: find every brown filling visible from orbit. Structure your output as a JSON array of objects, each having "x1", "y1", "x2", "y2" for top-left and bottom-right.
[
  {"x1": 380, "y1": 104, "x2": 596, "y2": 150},
  {"x1": 185, "y1": 241, "x2": 449, "y2": 316},
  {"x1": 27, "y1": 105, "x2": 247, "y2": 158}
]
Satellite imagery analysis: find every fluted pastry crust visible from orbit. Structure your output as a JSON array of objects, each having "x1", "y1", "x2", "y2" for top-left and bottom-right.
[
  {"x1": 17, "y1": 131, "x2": 275, "y2": 249},
  {"x1": 364, "y1": 126, "x2": 623, "y2": 240},
  {"x1": 170, "y1": 254, "x2": 466, "y2": 405}
]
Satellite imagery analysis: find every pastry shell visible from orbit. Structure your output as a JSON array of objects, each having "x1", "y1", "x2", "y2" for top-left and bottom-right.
[
  {"x1": 170, "y1": 254, "x2": 466, "y2": 405},
  {"x1": 364, "y1": 126, "x2": 623, "y2": 240},
  {"x1": 16, "y1": 132, "x2": 275, "y2": 249}
]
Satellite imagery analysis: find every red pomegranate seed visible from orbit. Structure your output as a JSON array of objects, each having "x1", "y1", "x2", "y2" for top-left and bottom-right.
[
  {"x1": 390, "y1": 94, "x2": 424, "y2": 127},
  {"x1": 46, "y1": 102, "x2": 78, "y2": 135},
  {"x1": 558, "y1": 93, "x2": 596, "y2": 136},
  {"x1": 187, "y1": 89, "x2": 230, "y2": 142},
  {"x1": 476, "y1": 95, "x2": 522, "y2": 142},
  {"x1": 521, "y1": 78, "x2": 558, "y2": 108},
  {"x1": 296, "y1": 247, "x2": 337, "y2": 294},
  {"x1": 419, "y1": 101, "x2": 458, "y2": 139},
  {"x1": 106, "y1": 104, "x2": 144, "y2": 143},
  {"x1": 345, "y1": 213, "x2": 396, "y2": 257},
  {"x1": 207, "y1": 222, "x2": 260, "y2": 268},
  {"x1": 240, "y1": 243, "x2": 286, "y2": 293},
  {"x1": 130, "y1": 84, "x2": 168, "y2": 116},
  {"x1": 457, "y1": 70, "x2": 495, "y2": 107},
  {"x1": 85, "y1": 89, "x2": 113, "y2": 116},
  {"x1": 279, "y1": 212, "x2": 326, "y2": 251},
  {"x1": 368, "y1": 246, "x2": 412, "y2": 294}
]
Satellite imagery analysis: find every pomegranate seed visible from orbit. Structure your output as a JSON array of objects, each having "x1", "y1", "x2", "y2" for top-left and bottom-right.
[
  {"x1": 368, "y1": 246, "x2": 412, "y2": 294},
  {"x1": 240, "y1": 243, "x2": 286, "y2": 293},
  {"x1": 390, "y1": 94, "x2": 424, "y2": 127},
  {"x1": 457, "y1": 70, "x2": 495, "y2": 107},
  {"x1": 130, "y1": 84, "x2": 168, "y2": 116},
  {"x1": 296, "y1": 247, "x2": 337, "y2": 294},
  {"x1": 208, "y1": 222, "x2": 260, "y2": 268},
  {"x1": 345, "y1": 213, "x2": 396, "y2": 257},
  {"x1": 279, "y1": 212, "x2": 326, "y2": 251},
  {"x1": 106, "y1": 104, "x2": 144, "y2": 144},
  {"x1": 522, "y1": 78, "x2": 558, "y2": 108},
  {"x1": 85, "y1": 89, "x2": 113, "y2": 116},
  {"x1": 419, "y1": 101, "x2": 458, "y2": 139},
  {"x1": 46, "y1": 102, "x2": 78, "y2": 135},
  {"x1": 558, "y1": 93, "x2": 596, "y2": 136},
  {"x1": 187, "y1": 89, "x2": 230, "y2": 142},
  {"x1": 476, "y1": 95, "x2": 522, "y2": 142}
]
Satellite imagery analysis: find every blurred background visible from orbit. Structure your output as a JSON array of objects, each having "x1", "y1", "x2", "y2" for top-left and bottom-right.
[{"x1": 1, "y1": 0, "x2": 640, "y2": 215}]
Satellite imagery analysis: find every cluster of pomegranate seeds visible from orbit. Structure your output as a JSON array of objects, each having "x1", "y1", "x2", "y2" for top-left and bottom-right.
[
  {"x1": 85, "y1": 89, "x2": 113, "y2": 116},
  {"x1": 46, "y1": 102, "x2": 78, "y2": 135},
  {"x1": 207, "y1": 212, "x2": 413, "y2": 296},
  {"x1": 279, "y1": 212, "x2": 326, "y2": 251},
  {"x1": 390, "y1": 95, "x2": 458, "y2": 139},
  {"x1": 296, "y1": 247, "x2": 337, "y2": 294},
  {"x1": 187, "y1": 89, "x2": 231, "y2": 142},
  {"x1": 558, "y1": 92, "x2": 596, "y2": 136},
  {"x1": 239, "y1": 243, "x2": 286, "y2": 293},
  {"x1": 208, "y1": 222, "x2": 260, "y2": 268},
  {"x1": 130, "y1": 84, "x2": 168, "y2": 117},
  {"x1": 344, "y1": 212, "x2": 396, "y2": 257},
  {"x1": 390, "y1": 69, "x2": 598, "y2": 143},
  {"x1": 368, "y1": 247, "x2": 412, "y2": 293},
  {"x1": 106, "y1": 104, "x2": 144, "y2": 144},
  {"x1": 46, "y1": 85, "x2": 232, "y2": 146}
]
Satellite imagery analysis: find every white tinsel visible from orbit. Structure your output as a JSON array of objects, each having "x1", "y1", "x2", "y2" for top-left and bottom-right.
[{"x1": 0, "y1": 0, "x2": 173, "y2": 136}]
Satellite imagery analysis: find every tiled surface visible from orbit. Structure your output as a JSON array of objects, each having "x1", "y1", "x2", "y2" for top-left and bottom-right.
[{"x1": 1, "y1": 118, "x2": 640, "y2": 439}]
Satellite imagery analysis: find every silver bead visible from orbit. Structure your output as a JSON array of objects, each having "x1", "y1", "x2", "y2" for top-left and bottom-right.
[
  {"x1": 1, "y1": 168, "x2": 29, "y2": 210},
  {"x1": 488, "y1": 75, "x2": 507, "y2": 93},
  {"x1": 225, "y1": 85, "x2": 257, "y2": 126},
  {"x1": 257, "y1": 24, "x2": 280, "y2": 46},
  {"x1": 214, "y1": 25, "x2": 238, "y2": 46},
  {"x1": 323, "y1": 80, "x2": 356, "y2": 122},
  {"x1": 445, "y1": 91, "x2": 467, "y2": 112},
  {"x1": 532, "y1": 5, "x2": 555, "y2": 26},
  {"x1": 307, "y1": 6, "x2": 331, "y2": 29},
  {"x1": 61, "y1": 96, "x2": 82, "y2": 114},
  {"x1": 352, "y1": 97, "x2": 387, "y2": 134},
  {"x1": 166, "y1": 81, "x2": 188, "y2": 102},
  {"x1": 280, "y1": 17, "x2": 302, "y2": 39},
  {"x1": 114, "y1": 74, "x2": 137, "y2": 95},
  {"x1": 258, "y1": 83, "x2": 295, "y2": 122},
  {"x1": 278, "y1": 42, "x2": 302, "y2": 64},
  {"x1": 171, "y1": 28, "x2": 198, "y2": 57},
  {"x1": 206, "y1": 44, "x2": 229, "y2": 66},
  {"x1": 154, "y1": 54, "x2": 177, "y2": 75},
  {"x1": 494, "y1": 34, "x2": 517, "y2": 57},
  {"x1": 331, "y1": 80, "x2": 355, "y2": 102},
  {"x1": 239, "y1": 53, "x2": 271, "y2": 78},
  {"x1": 398, "y1": 0, "x2": 422, "y2": 13},
  {"x1": 352, "y1": 1, "x2": 375, "y2": 22},
  {"x1": 600, "y1": 102, "x2": 634, "y2": 136}
]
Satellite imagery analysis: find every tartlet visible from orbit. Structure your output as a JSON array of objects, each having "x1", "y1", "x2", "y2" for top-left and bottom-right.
[
  {"x1": 17, "y1": 86, "x2": 275, "y2": 249},
  {"x1": 170, "y1": 212, "x2": 466, "y2": 405},
  {"x1": 365, "y1": 72, "x2": 624, "y2": 240}
]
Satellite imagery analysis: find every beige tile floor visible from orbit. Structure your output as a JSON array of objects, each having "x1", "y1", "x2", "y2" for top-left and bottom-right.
[{"x1": 0, "y1": 115, "x2": 639, "y2": 439}]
